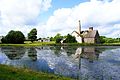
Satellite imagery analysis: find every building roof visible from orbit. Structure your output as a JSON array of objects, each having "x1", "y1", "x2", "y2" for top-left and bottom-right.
[
  {"x1": 71, "y1": 31, "x2": 83, "y2": 37},
  {"x1": 82, "y1": 30, "x2": 98, "y2": 38}
]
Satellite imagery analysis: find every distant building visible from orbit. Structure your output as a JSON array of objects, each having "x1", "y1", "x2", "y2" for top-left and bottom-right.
[
  {"x1": 72, "y1": 20, "x2": 100, "y2": 44},
  {"x1": 38, "y1": 38, "x2": 50, "y2": 42}
]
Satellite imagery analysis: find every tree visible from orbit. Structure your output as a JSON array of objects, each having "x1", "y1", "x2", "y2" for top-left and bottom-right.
[
  {"x1": 54, "y1": 33, "x2": 63, "y2": 41},
  {"x1": 99, "y1": 36, "x2": 106, "y2": 43},
  {"x1": 63, "y1": 34, "x2": 77, "y2": 43},
  {"x1": 50, "y1": 37, "x2": 54, "y2": 41},
  {"x1": 28, "y1": 28, "x2": 37, "y2": 42},
  {"x1": 54, "y1": 33, "x2": 63, "y2": 43},
  {"x1": 56, "y1": 38, "x2": 62, "y2": 43},
  {"x1": 1, "y1": 30, "x2": 25, "y2": 44}
]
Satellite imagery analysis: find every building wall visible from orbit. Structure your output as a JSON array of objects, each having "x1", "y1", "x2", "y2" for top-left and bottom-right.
[
  {"x1": 84, "y1": 38, "x2": 95, "y2": 43},
  {"x1": 72, "y1": 32, "x2": 82, "y2": 43}
]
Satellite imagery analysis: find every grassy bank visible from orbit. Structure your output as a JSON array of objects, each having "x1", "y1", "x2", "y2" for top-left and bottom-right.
[
  {"x1": 49, "y1": 43, "x2": 120, "y2": 46},
  {"x1": 0, "y1": 41, "x2": 55, "y2": 47},
  {"x1": 0, "y1": 64, "x2": 72, "y2": 80},
  {"x1": 0, "y1": 41, "x2": 120, "y2": 47}
]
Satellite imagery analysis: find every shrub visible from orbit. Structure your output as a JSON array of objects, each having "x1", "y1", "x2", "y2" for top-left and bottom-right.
[{"x1": 2, "y1": 30, "x2": 25, "y2": 44}]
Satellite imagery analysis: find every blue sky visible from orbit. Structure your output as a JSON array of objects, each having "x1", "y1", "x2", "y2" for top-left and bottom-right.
[
  {"x1": 0, "y1": 0, "x2": 120, "y2": 38},
  {"x1": 39, "y1": 0, "x2": 88, "y2": 23}
]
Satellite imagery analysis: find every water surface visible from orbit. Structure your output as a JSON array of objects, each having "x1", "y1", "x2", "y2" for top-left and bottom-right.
[{"x1": 0, "y1": 46, "x2": 120, "y2": 80}]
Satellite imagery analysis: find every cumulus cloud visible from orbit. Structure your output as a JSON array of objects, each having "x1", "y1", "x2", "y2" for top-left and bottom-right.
[
  {"x1": 0, "y1": 0, "x2": 52, "y2": 36},
  {"x1": 44, "y1": 0, "x2": 120, "y2": 38},
  {"x1": 0, "y1": 0, "x2": 120, "y2": 38}
]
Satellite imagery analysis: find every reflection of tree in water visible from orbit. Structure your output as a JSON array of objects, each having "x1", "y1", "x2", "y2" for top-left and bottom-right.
[
  {"x1": 50, "y1": 46, "x2": 78, "y2": 56},
  {"x1": 62, "y1": 46, "x2": 78, "y2": 56},
  {"x1": 50, "y1": 46, "x2": 61, "y2": 56},
  {"x1": 28, "y1": 47, "x2": 37, "y2": 61},
  {"x1": 1, "y1": 46, "x2": 26, "y2": 60}
]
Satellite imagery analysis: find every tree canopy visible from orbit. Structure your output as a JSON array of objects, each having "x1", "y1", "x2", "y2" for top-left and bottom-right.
[
  {"x1": 52, "y1": 33, "x2": 77, "y2": 43},
  {"x1": 63, "y1": 34, "x2": 77, "y2": 43},
  {"x1": 99, "y1": 36, "x2": 120, "y2": 43},
  {"x1": 1, "y1": 30, "x2": 25, "y2": 44},
  {"x1": 28, "y1": 28, "x2": 37, "y2": 42}
]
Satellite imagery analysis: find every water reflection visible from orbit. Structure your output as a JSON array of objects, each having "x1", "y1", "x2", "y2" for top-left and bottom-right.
[
  {"x1": 1, "y1": 47, "x2": 26, "y2": 60},
  {"x1": 73, "y1": 47, "x2": 100, "y2": 80},
  {"x1": 80, "y1": 47, "x2": 99, "y2": 62},
  {"x1": 0, "y1": 46, "x2": 120, "y2": 80},
  {"x1": 28, "y1": 48, "x2": 37, "y2": 61}
]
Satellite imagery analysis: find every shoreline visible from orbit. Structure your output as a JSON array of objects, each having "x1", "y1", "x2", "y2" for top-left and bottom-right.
[
  {"x1": 0, "y1": 42, "x2": 120, "y2": 47},
  {"x1": 0, "y1": 64, "x2": 72, "y2": 80}
]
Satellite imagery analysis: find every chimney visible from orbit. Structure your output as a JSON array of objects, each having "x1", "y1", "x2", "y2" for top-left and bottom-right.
[
  {"x1": 78, "y1": 20, "x2": 81, "y2": 34},
  {"x1": 89, "y1": 27, "x2": 93, "y2": 31}
]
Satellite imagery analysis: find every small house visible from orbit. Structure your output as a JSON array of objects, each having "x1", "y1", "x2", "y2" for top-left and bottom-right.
[
  {"x1": 38, "y1": 38, "x2": 50, "y2": 42},
  {"x1": 72, "y1": 20, "x2": 100, "y2": 44},
  {"x1": 82, "y1": 27, "x2": 100, "y2": 43}
]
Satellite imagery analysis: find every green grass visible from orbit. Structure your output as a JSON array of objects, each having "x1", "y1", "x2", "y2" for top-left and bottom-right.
[
  {"x1": 0, "y1": 64, "x2": 72, "y2": 80},
  {"x1": 1, "y1": 41, "x2": 120, "y2": 47},
  {"x1": 0, "y1": 41, "x2": 56, "y2": 47}
]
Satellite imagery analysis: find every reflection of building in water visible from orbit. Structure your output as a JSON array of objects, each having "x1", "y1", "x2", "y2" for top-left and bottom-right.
[
  {"x1": 74, "y1": 47, "x2": 100, "y2": 63},
  {"x1": 73, "y1": 47, "x2": 101, "y2": 80},
  {"x1": 1, "y1": 47, "x2": 26, "y2": 60},
  {"x1": 81, "y1": 47, "x2": 99, "y2": 62},
  {"x1": 28, "y1": 48, "x2": 37, "y2": 61}
]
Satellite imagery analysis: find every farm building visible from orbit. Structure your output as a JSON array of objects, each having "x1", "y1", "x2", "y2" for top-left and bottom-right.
[{"x1": 72, "y1": 20, "x2": 100, "y2": 44}]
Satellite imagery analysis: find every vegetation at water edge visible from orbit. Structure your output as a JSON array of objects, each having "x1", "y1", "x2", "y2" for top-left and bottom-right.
[{"x1": 0, "y1": 64, "x2": 72, "y2": 80}]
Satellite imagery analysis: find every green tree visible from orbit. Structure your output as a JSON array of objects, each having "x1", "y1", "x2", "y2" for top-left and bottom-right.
[
  {"x1": 54, "y1": 33, "x2": 63, "y2": 40},
  {"x1": 63, "y1": 34, "x2": 77, "y2": 43},
  {"x1": 54, "y1": 33, "x2": 63, "y2": 43},
  {"x1": 50, "y1": 37, "x2": 54, "y2": 41},
  {"x1": 99, "y1": 36, "x2": 106, "y2": 43},
  {"x1": 28, "y1": 28, "x2": 37, "y2": 42},
  {"x1": 2, "y1": 30, "x2": 25, "y2": 44},
  {"x1": 56, "y1": 38, "x2": 62, "y2": 43}
]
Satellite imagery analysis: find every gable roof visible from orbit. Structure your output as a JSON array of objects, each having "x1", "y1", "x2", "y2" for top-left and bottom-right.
[
  {"x1": 71, "y1": 31, "x2": 83, "y2": 37},
  {"x1": 82, "y1": 30, "x2": 99, "y2": 38}
]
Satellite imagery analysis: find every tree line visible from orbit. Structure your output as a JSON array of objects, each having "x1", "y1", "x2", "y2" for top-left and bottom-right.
[
  {"x1": 1, "y1": 28, "x2": 120, "y2": 44},
  {"x1": 99, "y1": 36, "x2": 120, "y2": 43},
  {"x1": 50, "y1": 33, "x2": 77, "y2": 43},
  {"x1": 1, "y1": 28, "x2": 37, "y2": 44}
]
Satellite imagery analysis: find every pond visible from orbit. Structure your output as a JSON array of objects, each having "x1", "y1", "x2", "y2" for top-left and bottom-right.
[{"x1": 0, "y1": 46, "x2": 120, "y2": 80}]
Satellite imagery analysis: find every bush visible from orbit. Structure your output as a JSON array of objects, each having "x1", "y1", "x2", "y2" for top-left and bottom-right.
[
  {"x1": 63, "y1": 34, "x2": 77, "y2": 43},
  {"x1": 55, "y1": 38, "x2": 62, "y2": 43},
  {"x1": 2, "y1": 30, "x2": 25, "y2": 44}
]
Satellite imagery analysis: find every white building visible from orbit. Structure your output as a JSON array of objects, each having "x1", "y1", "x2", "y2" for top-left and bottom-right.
[
  {"x1": 38, "y1": 38, "x2": 50, "y2": 42},
  {"x1": 71, "y1": 20, "x2": 83, "y2": 43},
  {"x1": 71, "y1": 20, "x2": 100, "y2": 44}
]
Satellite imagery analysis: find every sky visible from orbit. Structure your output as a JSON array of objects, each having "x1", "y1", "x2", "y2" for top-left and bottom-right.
[{"x1": 0, "y1": 0, "x2": 120, "y2": 38}]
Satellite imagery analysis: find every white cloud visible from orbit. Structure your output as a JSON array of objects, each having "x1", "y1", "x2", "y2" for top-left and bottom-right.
[
  {"x1": 0, "y1": 0, "x2": 120, "y2": 38},
  {"x1": 0, "y1": 0, "x2": 52, "y2": 36},
  {"x1": 43, "y1": 0, "x2": 120, "y2": 38}
]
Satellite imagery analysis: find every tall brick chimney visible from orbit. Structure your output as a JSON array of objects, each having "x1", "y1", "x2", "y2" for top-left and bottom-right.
[{"x1": 78, "y1": 20, "x2": 81, "y2": 34}]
